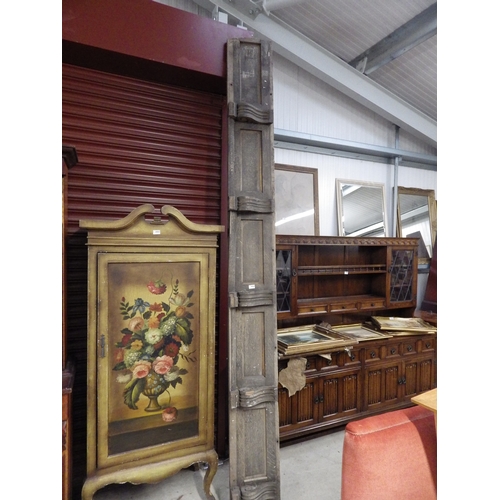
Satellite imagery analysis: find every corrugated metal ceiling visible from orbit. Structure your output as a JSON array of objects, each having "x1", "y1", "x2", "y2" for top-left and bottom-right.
[
  {"x1": 273, "y1": 0, "x2": 436, "y2": 121},
  {"x1": 185, "y1": 0, "x2": 437, "y2": 145}
]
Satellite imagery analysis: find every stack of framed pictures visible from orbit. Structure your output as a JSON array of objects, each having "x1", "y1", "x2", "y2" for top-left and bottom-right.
[
  {"x1": 369, "y1": 316, "x2": 437, "y2": 336},
  {"x1": 277, "y1": 324, "x2": 356, "y2": 356}
]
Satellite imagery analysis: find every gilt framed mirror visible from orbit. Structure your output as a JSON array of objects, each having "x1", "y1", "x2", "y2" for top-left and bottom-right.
[
  {"x1": 336, "y1": 179, "x2": 387, "y2": 237},
  {"x1": 275, "y1": 164, "x2": 319, "y2": 235},
  {"x1": 396, "y1": 187, "x2": 437, "y2": 265}
]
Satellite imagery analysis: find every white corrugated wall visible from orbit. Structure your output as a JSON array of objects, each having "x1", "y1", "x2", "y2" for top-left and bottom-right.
[{"x1": 273, "y1": 53, "x2": 437, "y2": 238}]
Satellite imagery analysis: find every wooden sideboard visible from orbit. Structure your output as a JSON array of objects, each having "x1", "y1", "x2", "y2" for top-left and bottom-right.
[{"x1": 275, "y1": 235, "x2": 437, "y2": 441}]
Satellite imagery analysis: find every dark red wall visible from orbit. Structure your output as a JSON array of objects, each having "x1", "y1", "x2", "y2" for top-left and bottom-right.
[{"x1": 63, "y1": 0, "x2": 253, "y2": 92}]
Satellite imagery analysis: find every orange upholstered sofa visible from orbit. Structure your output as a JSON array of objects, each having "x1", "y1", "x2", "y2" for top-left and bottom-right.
[{"x1": 341, "y1": 405, "x2": 437, "y2": 500}]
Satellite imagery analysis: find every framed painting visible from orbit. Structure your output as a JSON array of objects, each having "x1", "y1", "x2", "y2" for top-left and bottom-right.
[
  {"x1": 97, "y1": 253, "x2": 209, "y2": 464},
  {"x1": 277, "y1": 324, "x2": 355, "y2": 356},
  {"x1": 370, "y1": 316, "x2": 437, "y2": 333},
  {"x1": 275, "y1": 164, "x2": 319, "y2": 235},
  {"x1": 329, "y1": 323, "x2": 393, "y2": 342}
]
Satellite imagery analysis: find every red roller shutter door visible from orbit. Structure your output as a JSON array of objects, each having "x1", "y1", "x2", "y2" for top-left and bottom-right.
[{"x1": 62, "y1": 64, "x2": 227, "y2": 496}]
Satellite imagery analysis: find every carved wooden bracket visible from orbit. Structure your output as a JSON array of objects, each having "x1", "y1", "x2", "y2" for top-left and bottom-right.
[
  {"x1": 240, "y1": 482, "x2": 278, "y2": 499},
  {"x1": 228, "y1": 102, "x2": 273, "y2": 124},
  {"x1": 228, "y1": 195, "x2": 274, "y2": 213},
  {"x1": 236, "y1": 289, "x2": 274, "y2": 308}
]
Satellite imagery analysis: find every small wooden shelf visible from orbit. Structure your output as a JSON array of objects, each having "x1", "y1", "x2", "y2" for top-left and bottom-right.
[
  {"x1": 298, "y1": 264, "x2": 386, "y2": 275},
  {"x1": 277, "y1": 235, "x2": 418, "y2": 319}
]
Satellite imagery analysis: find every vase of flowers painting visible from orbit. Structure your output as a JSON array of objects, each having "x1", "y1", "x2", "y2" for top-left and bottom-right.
[{"x1": 112, "y1": 277, "x2": 197, "y2": 420}]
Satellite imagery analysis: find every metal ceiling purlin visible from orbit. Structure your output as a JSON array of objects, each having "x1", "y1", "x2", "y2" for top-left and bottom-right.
[
  {"x1": 210, "y1": 0, "x2": 436, "y2": 148},
  {"x1": 273, "y1": 129, "x2": 437, "y2": 171}
]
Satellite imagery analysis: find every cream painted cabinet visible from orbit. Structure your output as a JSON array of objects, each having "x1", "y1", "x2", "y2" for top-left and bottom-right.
[{"x1": 80, "y1": 205, "x2": 223, "y2": 499}]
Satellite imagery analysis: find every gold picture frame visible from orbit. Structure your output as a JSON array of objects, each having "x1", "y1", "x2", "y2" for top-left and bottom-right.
[
  {"x1": 370, "y1": 316, "x2": 437, "y2": 333},
  {"x1": 277, "y1": 324, "x2": 355, "y2": 356},
  {"x1": 275, "y1": 164, "x2": 319, "y2": 235},
  {"x1": 330, "y1": 323, "x2": 393, "y2": 342}
]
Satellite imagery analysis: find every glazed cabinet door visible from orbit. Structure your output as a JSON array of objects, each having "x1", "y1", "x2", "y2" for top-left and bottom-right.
[
  {"x1": 387, "y1": 246, "x2": 418, "y2": 308},
  {"x1": 276, "y1": 245, "x2": 297, "y2": 319}
]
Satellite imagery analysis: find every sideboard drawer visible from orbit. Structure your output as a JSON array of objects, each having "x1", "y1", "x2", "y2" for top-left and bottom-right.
[
  {"x1": 298, "y1": 303, "x2": 328, "y2": 315},
  {"x1": 402, "y1": 339, "x2": 418, "y2": 355},
  {"x1": 329, "y1": 301, "x2": 359, "y2": 314},
  {"x1": 358, "y1": 298, "x2": 386, "y2": 311},
  {"x1": 365, "y1": 346, "x2": 382, "y2": 362},
  {"x1": 420, "y1": 337, "x2": 436, "y2": 352}
]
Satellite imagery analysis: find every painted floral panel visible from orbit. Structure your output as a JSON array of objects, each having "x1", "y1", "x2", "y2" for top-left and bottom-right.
[{"x1": 105, "y1": 261, "x2": 201, "y2": 454}]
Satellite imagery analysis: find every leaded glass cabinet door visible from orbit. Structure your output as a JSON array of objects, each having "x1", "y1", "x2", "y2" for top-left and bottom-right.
[
  {"x1": 388, "y1": 246, "x2": 418, "y2": 307},
  {"x1": 276, "y1": 246, "x2": 296, "y2": 318}
]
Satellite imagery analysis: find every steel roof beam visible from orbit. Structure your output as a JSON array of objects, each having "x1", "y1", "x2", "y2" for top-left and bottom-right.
[{"x1": 349, "y1": 3, "x2": 437, "y2": 75}]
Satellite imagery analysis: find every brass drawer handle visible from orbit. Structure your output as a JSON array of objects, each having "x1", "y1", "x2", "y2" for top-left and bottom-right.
[
  {"x1": 407, "y1": 345, "x2": 413, "y2": 352},
  {"x1": 390, "y1": 348, "x2": 396, "y2": 355},
  {"x1": 426, "y1": 342, "x2": 431, "y2": 349},
  {"x1": 370, "y1": 351, "x2": 376, "y2": 358}
]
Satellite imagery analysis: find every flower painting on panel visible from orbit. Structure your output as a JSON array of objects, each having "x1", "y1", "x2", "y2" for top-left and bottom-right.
[{"x1": 106, "y1": 261, "x2": 201, "y2": 454}]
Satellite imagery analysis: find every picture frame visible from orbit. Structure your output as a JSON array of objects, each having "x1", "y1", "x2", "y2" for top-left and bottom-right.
[
  {"x1": 329, "y1": 323, "x2": 393, "y2": 341},
  {"x1": 275, "y1": 164, "x2": 319, "y2": 235},
  {"x1": 277, "y1": 324, "x2": 355, "y2": 356},
  {"x1": 370, "y1": 316, "x2": 437, "y2": 333}
]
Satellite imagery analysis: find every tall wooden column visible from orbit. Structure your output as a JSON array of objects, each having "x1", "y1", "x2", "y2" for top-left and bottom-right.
[{"x1": 227, "y1": 39, "x2": 280, "y2": 499}]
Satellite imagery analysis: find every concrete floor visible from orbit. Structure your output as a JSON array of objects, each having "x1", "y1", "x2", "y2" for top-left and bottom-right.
[{"x1": 93, "y1": 428, "x2": 345, "y2": 500}]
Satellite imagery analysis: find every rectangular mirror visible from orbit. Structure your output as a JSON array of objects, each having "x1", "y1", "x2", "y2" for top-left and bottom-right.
[
  {"x1": 336, "y1": 179, "x2": 387, "y2": 237},
  {"x1": 396, "y1": 187, "x2": 436, "y2": 264},
  {"x1": 275, "y1": 164, "x2": 319, "y2": 235}
]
